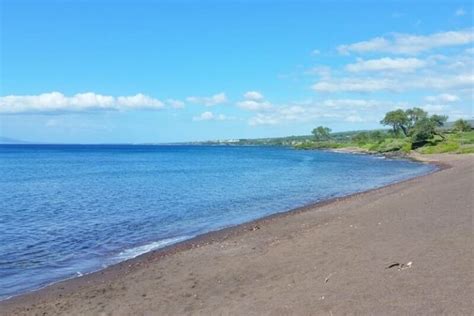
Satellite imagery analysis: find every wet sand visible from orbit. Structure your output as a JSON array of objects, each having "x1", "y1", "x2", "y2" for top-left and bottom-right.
[{"x1": 1, "y1": 154, "x2": 472, "y2": 315}]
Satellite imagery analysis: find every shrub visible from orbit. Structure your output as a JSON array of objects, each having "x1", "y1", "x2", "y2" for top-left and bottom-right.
[
  {"x1": 374, "y1": 138, "x2": 411, "y2": 152},
  {"x1": 453, "y1": 119, "x2": 472, "y2": 132},
  {"x1": 418, "y1": 141, "x2": 460, "y2": 154}
]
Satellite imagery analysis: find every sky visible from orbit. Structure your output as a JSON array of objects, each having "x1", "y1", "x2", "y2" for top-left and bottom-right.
[{"x1": 0, "y1": 0, "x2": 473, "y2": 143}]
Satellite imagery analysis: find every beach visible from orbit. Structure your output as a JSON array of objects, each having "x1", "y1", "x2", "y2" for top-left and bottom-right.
[{"x1": 1, "y1": 153, "x2": 472, "y2": 315}]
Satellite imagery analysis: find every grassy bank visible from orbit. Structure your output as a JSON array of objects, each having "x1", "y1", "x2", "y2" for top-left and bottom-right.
[
  {"x1": 295, "y1": 131, "x2": 474, "y2": 155},
  {"x1": 416, "y1": 131, "x2": 474, "y2": 154}
]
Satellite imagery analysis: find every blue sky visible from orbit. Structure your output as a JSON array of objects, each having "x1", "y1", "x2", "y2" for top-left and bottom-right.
[{"x1": 1, "y1": 0, "x2": 473, "y2": 143}]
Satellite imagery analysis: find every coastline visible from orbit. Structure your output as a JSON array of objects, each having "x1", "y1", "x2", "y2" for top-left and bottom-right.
[
  {"x1": 0, "y1": 150, "x2": 435, "y2": 302},
  {"x1": 327, "y1": 147, "x2": 412, "y2": 160},
  {"x1": 0, "y1": 153, "x2": 436, "y2": 301},
  {"x1": 327, "y1": 147, "x2": 454, "y2": 168},
  {"x1": 1, "y1": 154, "x2": 472, "y2": 315}
]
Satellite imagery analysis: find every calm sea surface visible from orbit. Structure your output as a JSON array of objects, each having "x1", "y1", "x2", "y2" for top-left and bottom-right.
[{"x1": 0, "y1": 145, "x2": 435, "y2": 299}]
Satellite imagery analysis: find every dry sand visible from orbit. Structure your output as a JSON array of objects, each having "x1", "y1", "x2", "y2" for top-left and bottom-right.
[{"x1": 1, "y1": 154, "x2": 472, "y2": 315}]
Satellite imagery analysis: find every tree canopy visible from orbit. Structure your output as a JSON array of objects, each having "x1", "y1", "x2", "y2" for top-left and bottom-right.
[
  {"x1": 312, "y1": 126, "x2": 332, "y2": 141},
  {"x1": 405, "y1": 107, "x2": 428, "y2": 129},
  {"x1": 380, "y1": 107, "x2": 447, "y2": 143},
  {"x1": 380, "y1": 109, "x2": 409, "y2": 136}
]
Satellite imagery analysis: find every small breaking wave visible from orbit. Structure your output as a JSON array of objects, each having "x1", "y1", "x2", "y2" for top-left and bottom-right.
[{"x1": 114, "y1": 236, "x2": 193, "y2": 261}]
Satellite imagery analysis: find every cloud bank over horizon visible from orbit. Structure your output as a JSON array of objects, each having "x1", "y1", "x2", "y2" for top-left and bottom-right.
[
  {"x1": 0, "y1": 92, "x2": 166, "y2": 114},
  {"x1": 0, "y1": 92, "x2": 227, "y2": 114}
]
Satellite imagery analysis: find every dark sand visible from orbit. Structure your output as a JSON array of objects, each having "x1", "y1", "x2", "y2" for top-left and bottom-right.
[{"x1": 1, "y1": 154, "x2": 472, "y2": 315}]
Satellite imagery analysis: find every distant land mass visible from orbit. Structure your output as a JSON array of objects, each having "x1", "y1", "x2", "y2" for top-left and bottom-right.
[
  {"x1": 0, "y1": 137, "x2": 33, "y2": 144},
  {"x1": 189, "y1": 120, "x2": 474, "y2": 146},
  {"x1": 1, "y1": 120, "x2": 472, "y2": 146}
]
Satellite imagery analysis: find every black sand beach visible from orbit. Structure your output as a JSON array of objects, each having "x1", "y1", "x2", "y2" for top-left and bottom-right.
[{"x1": 1, "y1": 154, "x2": 472, "y2": 315}]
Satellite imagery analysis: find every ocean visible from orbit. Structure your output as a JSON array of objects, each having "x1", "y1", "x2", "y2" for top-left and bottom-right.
[{"x1": 0, "y1": 145, "x2": 435, "y2": 300}]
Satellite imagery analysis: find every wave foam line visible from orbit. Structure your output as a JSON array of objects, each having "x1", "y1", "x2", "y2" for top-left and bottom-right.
[{"x1": 115, "y1": 236, "x2": 193, "y2": 261}]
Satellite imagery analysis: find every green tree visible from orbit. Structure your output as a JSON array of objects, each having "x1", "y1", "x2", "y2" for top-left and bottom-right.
[
  {"x1": 369, "y1": 130, "x2": 385, "y2": 142},
  {"x1": 380, "y1": 110, "x2": 409, "y2": 136},
  {"x1": 411, "y1": 114, "x2": 448, "y2": 144},
  {"x1": 405, "y1": 107, "x2": 428, "y2": 129},
  {"x1": 430, "y1": 114, "x2": 448, "y2": 127},
  {"x1": 453, "y1": 119, "x2": 471, "y2": 132},
  {"x1": 312, "y1": 126, "x2": 332, "y2": 141},
  {"x1": 381, "y1": 108, "x2": 446, "y2": 138},
  {"x1": 352, "y1": 132, "x2": 369, "y2": 144},
  {"x1": 411, "y1": 118, "x2": 437, "y2": 144}
]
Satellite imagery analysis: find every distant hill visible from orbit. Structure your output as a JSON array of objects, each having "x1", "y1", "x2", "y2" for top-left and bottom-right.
[
  {"x1": 441, "y1": 119, "x2": 473, "y2": 130},
  {"x1": 1, "y1": 119, "x2": 471, "y2": 146},
  {"x1": 0, "y1": 137, "x2": 32, "y2": 144}
]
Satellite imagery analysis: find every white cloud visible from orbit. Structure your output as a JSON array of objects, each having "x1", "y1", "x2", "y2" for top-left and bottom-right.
[
  {"x1": 312, "y1": 73, "x2": 474, "y2": 93},
  {"x1": 186, "y1": 92, "x2": 227, "y2": 106},
  {"x1": 243, "y1": 91, "x2": 264, "y2": 101},
  {"x1": 311, "y1": 49, "x2": 320, "y2": 55},
  {"x1": 346, "y1": 57, "x2": 427, "y2": 72},
  {"x1": 417, "y1": 73, "x2": 474, "y2": 90},
  {"x1": 424, "y1": 93, "x2": 460, "y2": 103},
  {"x1": 116, "y1": 94, "x2": 163, "y2": 108},
  {"x1": 237, "y1": 91, "x2": 272, "y2": 111},
  {"x1": 314, "y1": 49, "x2": 474, "y2": 94},
  {"x1": 0, "y1": 92, "x2": 164, "y2": 114},
  {"x1": 321, "y1": 98, "x2": 389, "y2": 109},
  {"x1": 305, "y1": 66, "x2": 332, "y2": 78},
  {"x1": 312, "y1": 78, "x2": 398, "y2": 93},
  {"x1": 338, "y1": 37, "x2": 390, "y2": 55},
  {"x1": 237, "y1": 100, "x2": 273, "y2": 111},
  {"x1": 248, "y1": 105, "x2": 314, "y2": 126},
  {"x1": 247, "y1": 105, "x2": 334, "y2": 126},
  {"x1": 192, "y1": 111, "x2": 229, "y2": 121},
  {"x1": 248, "y1": 113, "x2": 280, "y2": 126},
  {"x1": 455, "y1": 8, "x2": 466, "y2": 16},
  {"x1": 338, "y1": 29, "x2": 474, "y2": 55},
  {"x1": 248, "y1": 98, "x2": 404, "y2": 126},
  {"x1": 166, "y1": 99, "x2": 185, "y2": 109}
]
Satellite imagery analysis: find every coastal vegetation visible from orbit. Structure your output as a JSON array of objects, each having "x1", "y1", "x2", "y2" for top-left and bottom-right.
[
  {"x1": 294, "y1": 108, "x2": 473, "y2": 154},
  {"x1": 311, "y1": 126, "x2": 332, "y2": 141},
  {"x1": 192, "y1": 109, "x2": 472, "y2": 155}
]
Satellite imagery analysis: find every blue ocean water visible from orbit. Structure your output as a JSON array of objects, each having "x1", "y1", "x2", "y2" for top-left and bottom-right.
[{"x1": 0, "y1": 145, "x2": 434, "y2": 300}]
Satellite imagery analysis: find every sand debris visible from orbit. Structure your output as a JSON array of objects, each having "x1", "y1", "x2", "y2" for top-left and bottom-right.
[
  {"x1": 324, "y1": 273, "x2": 334, "y2": 283},
  {"x1": 400, "y1": 261, "x2": 413, "y2": 270},
  {"x1": 386, "y1": 261, "x2": 413, "y2": 271}
]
